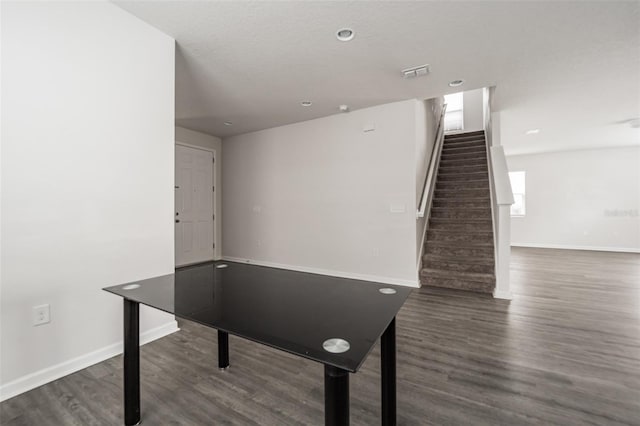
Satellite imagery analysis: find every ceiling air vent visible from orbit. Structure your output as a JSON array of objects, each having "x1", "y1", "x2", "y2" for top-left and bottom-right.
[{"x1": 402, "y1": 64, "x2": 430, "y2": 79}]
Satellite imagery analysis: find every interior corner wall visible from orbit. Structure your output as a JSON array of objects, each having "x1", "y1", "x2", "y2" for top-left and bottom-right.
[
  {"x1": 175, "y1": 126, "x2": 223, "y2": 259},
  {"x1": 222, "y1": 100, "x2": 420, "y2": 286},
  {"x1": 1, "y1": 1, "x2": 176, "y2": 399},
  {"x1": 507, "y1": 147, "x2": 640, "y2": 252},
  {"x1": 463, "y1": 88, "x2": 484, "y2": 132}
]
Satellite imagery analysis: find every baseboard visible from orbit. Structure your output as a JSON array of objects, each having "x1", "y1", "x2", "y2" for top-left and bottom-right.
[
  {"x1": 493, "y1": 289, "x2": 513, "y2": 300},
  {"x1": 221, "y1": 256, "x2": 420, "y2": 288},
  {"x1": 0, "y1": 320, "x2": 179, "y2": 402},
  {"x1": 511, "y1": 243, "x2": 640, "y2": 254}
]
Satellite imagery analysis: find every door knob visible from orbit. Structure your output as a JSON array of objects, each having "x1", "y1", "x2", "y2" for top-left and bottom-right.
[{"x1": 175, "y1": 219, "x2": 180, "y2": 223}]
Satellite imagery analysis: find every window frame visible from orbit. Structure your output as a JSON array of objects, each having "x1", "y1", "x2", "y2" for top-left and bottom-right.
[{"x1": 508, "y1": 171, "x2": 526, "y2": 217}]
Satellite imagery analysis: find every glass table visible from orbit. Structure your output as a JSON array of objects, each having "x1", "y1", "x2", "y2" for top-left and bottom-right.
[{"x1": 104, "y1": 261, "x2": 411, "y2": 426}]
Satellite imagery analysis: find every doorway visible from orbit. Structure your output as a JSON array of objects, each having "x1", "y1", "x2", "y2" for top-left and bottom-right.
[{"x1": 175, "y1": 144, "x2": 215, "y2": 266}]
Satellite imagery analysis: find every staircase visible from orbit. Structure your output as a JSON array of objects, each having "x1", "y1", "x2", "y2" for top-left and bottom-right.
[{"x1": 420, "y1": 130, "x2": 496, "y2": 293}]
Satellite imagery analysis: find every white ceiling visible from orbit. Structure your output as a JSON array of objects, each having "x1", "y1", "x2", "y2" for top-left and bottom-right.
[{"x1": 115, "y1": 1, "x2": 639, "y2": 155}]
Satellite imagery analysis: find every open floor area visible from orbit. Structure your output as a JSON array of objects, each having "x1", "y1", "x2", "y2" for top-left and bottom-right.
[{"x1": 2, "y1": 247, "x2": 639, "y2": 425}]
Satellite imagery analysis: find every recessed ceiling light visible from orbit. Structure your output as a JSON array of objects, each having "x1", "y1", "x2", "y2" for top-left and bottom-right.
[
  {"x1": 525, "y1": 129, "x2": 540, "y2": 135},
  {"x1": 336, "y1": 28, "x2": 355, "y2": 42},
  {"x1": 448, "y1": 79, "x2": 465, "y2": 87},
  {"x1": 301, "y1": 101, "x2": 312, "y2": 107},
  {"x1": 223, "y1": 121, "x2": 233, "y2": 126}
]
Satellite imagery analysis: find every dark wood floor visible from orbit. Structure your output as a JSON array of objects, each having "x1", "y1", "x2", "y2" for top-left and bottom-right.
[{"x1": 2, "y1": 247, "x2": 639, "y2": 425}]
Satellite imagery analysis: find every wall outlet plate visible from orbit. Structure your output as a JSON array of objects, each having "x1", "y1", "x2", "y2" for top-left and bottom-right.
[{"x1": 33, "y1": 304, "x2": 50, "y2": 326}]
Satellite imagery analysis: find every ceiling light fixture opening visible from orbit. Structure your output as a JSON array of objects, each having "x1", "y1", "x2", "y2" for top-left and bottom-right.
[
  {"x1": 301, "y1": 101, "x2": 313, "y2": 107},
  {"x1": 336, "y1": 28, "x2": 355, "y2": 42},
  {"x1": 223, "y1": 121, "x2": 233, "y2": 126},
  {"x1": 525, "y1": 129, "x2": 540, "y2": 135},
  {"x1": 448, "y1": 79, "x2": 465, "y2": 87}
]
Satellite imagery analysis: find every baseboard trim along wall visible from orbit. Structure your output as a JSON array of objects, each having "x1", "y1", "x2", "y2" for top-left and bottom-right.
[
  {"x1": 512, "y1": 243, "x2": 640, "y2": 254},
  {"x1": 0, "y1": 320, "x2": 179, "y2": 402},
  {"x1": 221, "y1": 256, "x2": 420, "y2": 288}
]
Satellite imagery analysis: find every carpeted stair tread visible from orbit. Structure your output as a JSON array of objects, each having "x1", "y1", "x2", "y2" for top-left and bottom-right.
[
  {"x1": 441, "y1": 150, "x2": 486, "y2": 158},
  {"x1": 442, "y1": 146, "x2": 486, "y2": 154},
  {"x1": 426, "y1": 229, "x2": 493, "y2": 244},
  {"x1": 420, "y1": 275, "x2": 494, "y2": 293},
  {"x1": 436, "y1": 180, "x2": 490, "y2": 190},
  {"x1": 422, "y1": 252, "x2": 494, "y2": 265},
  {"x1": 444, "y1": 130, "x2": 484, "y2": 139},
  {"x1": 421, "y1": 130, "x2": 496, "y2": 293},
  {"x1": 439, "y1": 157, "x2": 487, "y2": 166},
  {"x1": 420, "y1": 268, "x2": 495, "y2": 283}
]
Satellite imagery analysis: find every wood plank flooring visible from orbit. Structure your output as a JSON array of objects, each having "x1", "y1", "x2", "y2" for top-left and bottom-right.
[{"x1": 2, "y1": 247, "x2": 639, "y2": 425}]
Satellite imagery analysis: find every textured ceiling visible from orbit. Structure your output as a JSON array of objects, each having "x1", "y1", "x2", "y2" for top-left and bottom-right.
[{"x1": 115, "y1": 1, "x2": 639, "y2": 154}]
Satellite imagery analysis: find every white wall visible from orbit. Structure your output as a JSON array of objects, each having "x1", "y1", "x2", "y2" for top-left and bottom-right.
[
  {"x1": 222, "y1": 100, "x2": 422, "y2": 286},
  {"x1": 507, "y1": 147, "x2": 640, "y2": 252},
  {"x1": 175, "y1": 126, "x2": 223, "y2": 259},
  {"x1": 463, "y1": 88, "x2": 484, "y2": 132},
  {"x1": 1, "y1": 1, "x2": 176, "y2": 399},
  {"x1": 415, "y1": 97, "x2": 444, "y2": 263}
]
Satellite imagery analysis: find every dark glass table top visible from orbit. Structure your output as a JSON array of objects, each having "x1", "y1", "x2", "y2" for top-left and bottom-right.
[{"x1": 103, "y1": 261, "x2": 411, "y2": 372}]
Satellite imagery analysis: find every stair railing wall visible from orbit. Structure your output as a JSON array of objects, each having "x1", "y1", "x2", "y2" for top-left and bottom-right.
[
  {"x1": 417, "y1": 103, "x2": 447, "y2": 219},
  {"x1": 483, "y1": 87, "x2": 514, "y2": 300},
  {"x1": 416, "y1": 103, "x2": 447, "y2": 270}
]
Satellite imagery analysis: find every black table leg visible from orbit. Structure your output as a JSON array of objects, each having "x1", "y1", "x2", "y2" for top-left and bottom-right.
[
  {"x1": 218, "y1": 330, "x2": 229, "y2": 370},
  {"x1": 123, "y1": 299, "x2": 140, "y2": 426},
  {"x1": 324, "y1": 365, "x2": 349, "y2": 426},
  {"x1": 381, "y1": 317, "x2": 396, "y2": 426}
]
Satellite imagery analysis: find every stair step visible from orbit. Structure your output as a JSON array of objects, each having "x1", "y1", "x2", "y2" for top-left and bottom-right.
[
  {"x1": 420, "y1": 269, "x2": 495, "y2": 294},
  {"x1": 442, "y1": 143, "x2": 486, "y2": 151},
  {"x1": 443, "y1": 139, "x2": 485, "y2": 148},
  {"x1": 444, "y1": 130, "x2": 484, "y2": 140},
  {"x1": 428, "y1": 217, "x2": 493, "y2": 232},
  {"x1": 433, "y1": 197, "x2": 491, "y2": 208},
  {"x1": 438, "y1": 163, "x2": 488, "y2": 173},
  {"x1": 431, "y1": 207, "x2": 491, "y2": 219},
  {"x1": 424, "y1": 241, "x2": 494, "y2": 258},
  {"x1": 438, "y1": 171, "x2": 489, "y2": 181},
  {"x1": 426, "y1": 229, "x2": 493, "y2": 244},
  {"x1": 422, "y1": 254, "x2": 495, "y2": 274},
  {"x1": 439, "y1": 157, "x2": 487, "y2": 167},
  {"x1": 436, "y1": 177, "x2": 489, "y2": 188},
  {"x1": 435, "y1": 188, "x2": 489, "y2": 198},
  {"x1": 444, "y1": 137, "x2": 485, "y2": 145},
  {"x1": 441, "y1": 151, "x2": 487, "y2": 161},
  {"x1": 441, "y1": 145, "x2": 486, "y2": 154},
  {"x1": 421, "y1": 268, "x2": 495, "y2": 284}
]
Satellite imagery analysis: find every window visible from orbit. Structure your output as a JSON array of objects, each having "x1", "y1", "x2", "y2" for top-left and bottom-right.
[
  {"x1": 444, "y1": 92, "x2": 464, "y2": 132},
  {"x1": 509, "y1": 171, "x2": 526, "y2": 216}
]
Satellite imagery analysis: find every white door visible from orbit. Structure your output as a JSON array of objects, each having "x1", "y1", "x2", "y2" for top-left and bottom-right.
[{"x1": 175, "y1": 145, "x2": 214, "y2": 266}]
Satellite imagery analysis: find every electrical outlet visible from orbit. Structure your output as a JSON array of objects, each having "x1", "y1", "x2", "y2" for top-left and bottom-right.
[{"x1": 33, "y1": 304, "x2": 50, "y2": 326}]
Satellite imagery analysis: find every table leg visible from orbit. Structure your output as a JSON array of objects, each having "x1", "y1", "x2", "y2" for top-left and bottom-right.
[
  {"x1": 123, "y1": 299, "x2": 140, "y2": 426},
  {"x1": 324, "y1": 365, "x2": 349, "y2": 426},
  {"x1": 218, "y1": 330, "x2": 229, "y2": 370},
  {"x1": 381, "y1": 317, "x2": 396, "y2": 426}
]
